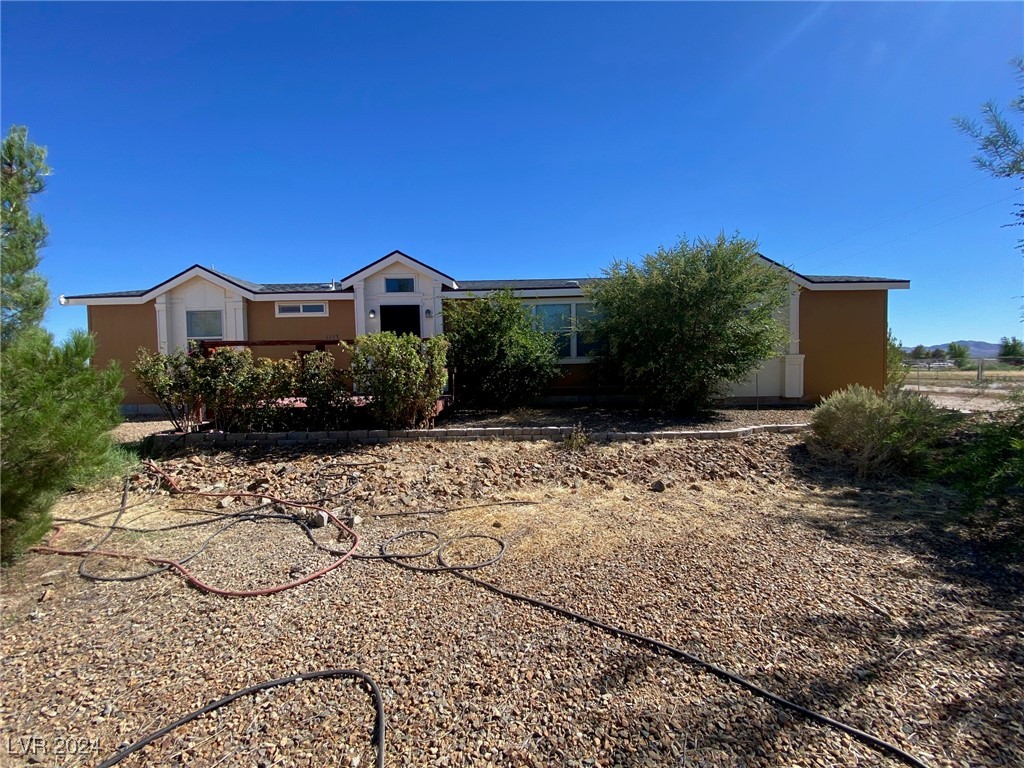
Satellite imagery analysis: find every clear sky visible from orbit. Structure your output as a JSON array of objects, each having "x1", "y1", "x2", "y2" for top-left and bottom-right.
[{"x1": 2, "y1": 1, "x2": 1022, "y2": 347}]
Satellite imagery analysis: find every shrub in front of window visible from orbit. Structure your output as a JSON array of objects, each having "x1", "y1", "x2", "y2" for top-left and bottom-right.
[
  {"x1": 134, "y1": 346, "x2": 204, "y2": 433},
  {"x1": 134, "y1": 346, "x2": 296, "y2": 432},
  {"x1": 346, "y1": 332, "x2": 449, "y2": 428},
  {"x1": 296, "y1": 349, "x2": 353, "y2": 430},
  {"x1": 442, "y1": 290, "x2": 559, "y2": 410},
  {"x1": 586, "y1": 233, "x2": 790, "y2": 415}
]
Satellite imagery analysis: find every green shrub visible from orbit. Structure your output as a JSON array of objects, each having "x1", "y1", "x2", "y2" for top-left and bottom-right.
[
  {"x1": 942, "y1": 391, "x2": 1024, "y2": 516},
  {"x1": 296, "y1": 350, "x2": 352, "y2": 430},
  {"x1": 133, "y1": 346, "x2": 204, "y2": 432},
  {"x1": 1, "y1": 328, "x2": 124, "y2": 562},
  {"x1": 586, "y1": 233, "x2": 789, "y2": 415},
  {"x1": 809, "y1": 385, "x2": 956, "y2": 478},
  {"x1": 134, "y1": 346, "x2": 297, "y2": 432},
  {"x1": 886, "y1": 329, "x2": 908, "y2": 395},
  {"x1": 347, "y1": 332, "x2": 449, "y2": 428},
  {"x1": 442, "y1": 290, "x2": 559, "y2": 409}
]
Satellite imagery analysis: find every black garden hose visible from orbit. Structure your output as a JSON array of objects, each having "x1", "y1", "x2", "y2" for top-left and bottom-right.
[{"x1": 95, "y1": 669, "x2": 384, "y2": 768}]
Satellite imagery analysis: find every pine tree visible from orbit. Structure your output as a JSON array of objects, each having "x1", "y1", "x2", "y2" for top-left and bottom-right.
[
  {"x1": 2, "y1": 126, "x2": 51, "y2": 347},
  {"x1": 0, "y1": 125, "x2": 124, "y2": 562}
]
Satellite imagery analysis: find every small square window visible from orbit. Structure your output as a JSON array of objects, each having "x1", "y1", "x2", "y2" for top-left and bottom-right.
[{"x1": 385, "y1": 277, "x2": 415, "y2": 293}]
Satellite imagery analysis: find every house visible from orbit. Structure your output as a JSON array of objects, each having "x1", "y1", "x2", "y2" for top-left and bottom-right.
[{"x1": 61, "y1": 249, "x2": 909, "y2": 412}]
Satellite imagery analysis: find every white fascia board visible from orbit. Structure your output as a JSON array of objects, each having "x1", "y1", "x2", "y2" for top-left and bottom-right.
[
  {"x1": 804, "y1": 281, "x2": 910, "y2": 291},
  {"x1": 444, "y1": 288, "x2": 587, "y2": 300},
  {"x1": 251, "y1": 293, "x2": 355, "y2": 301},
  {"x1": 341, "y1": 253, "x2": 457, "y2": 290},
  {"x1": 61, "y1": 295, "x2": 148, "y2": 306}
]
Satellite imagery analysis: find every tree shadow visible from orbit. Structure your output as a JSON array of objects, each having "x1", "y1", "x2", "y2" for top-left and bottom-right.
[{"x1": 785, "y1": 442, "x2": 1024, "y2": 607}]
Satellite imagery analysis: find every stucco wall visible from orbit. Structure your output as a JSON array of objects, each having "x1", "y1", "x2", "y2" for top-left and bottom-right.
[
  {"x1": 245, "y1": 299, "x2": 356, "y2": 365},
  {"x1": 800, "y1": 289, "x2": 887, "y2": 402},
  {"x1": 88, "y1": 303, "x2": 159, "y2": 406}
]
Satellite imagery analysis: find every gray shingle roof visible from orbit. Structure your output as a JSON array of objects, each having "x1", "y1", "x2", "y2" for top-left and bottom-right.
[
  {"x1": 64, "y1": 255, "x2": 908, "y2": 301},
  {"x1": 451, "y1": 277, "x2": 602, "y2": 291}
]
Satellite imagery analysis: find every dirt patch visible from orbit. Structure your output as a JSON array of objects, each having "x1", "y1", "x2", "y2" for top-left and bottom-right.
[{"x1": 2, "y1": 437, "x2": 1021, "y2": 767}]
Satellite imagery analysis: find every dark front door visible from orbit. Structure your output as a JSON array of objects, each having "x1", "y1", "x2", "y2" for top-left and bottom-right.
[{"x1": 380, "y1": 304, "x2": 421, "y2": 337}]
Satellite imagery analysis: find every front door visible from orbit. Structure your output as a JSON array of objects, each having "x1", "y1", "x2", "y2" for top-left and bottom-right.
[{"x1": 379, "y1": 304, "x2": 421, "y2": 337}]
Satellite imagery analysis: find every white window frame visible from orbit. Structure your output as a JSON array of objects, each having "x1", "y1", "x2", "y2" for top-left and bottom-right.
[
  {"x1": 185, "y1": 309, "x2": 224, "y2": 342},
  {"x1": 384, "y1": 276, "x2": 416, "y2": 293},
  {"x1": 275, "y1": 301, "x2": 329, "y2": 318},
  {"x1": 524, "y1": 300, "x2": 599, "y2": 362}
]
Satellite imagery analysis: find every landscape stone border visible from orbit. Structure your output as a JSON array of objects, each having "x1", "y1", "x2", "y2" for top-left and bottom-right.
[{"x1": 145, "y1": 423, "x2": 811, "y2": 452}]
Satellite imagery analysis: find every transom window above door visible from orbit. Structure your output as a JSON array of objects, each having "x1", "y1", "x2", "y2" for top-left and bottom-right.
[{"x1": 385, "y1": 277, "x2": 415, "y2": 293}]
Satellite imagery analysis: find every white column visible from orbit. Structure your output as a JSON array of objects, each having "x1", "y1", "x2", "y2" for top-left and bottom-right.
[
  {"x1": 354, "y1": 281, "x2": 366, "y2": 336},
  {"x1": 431, "y1": 280, "x2": 443, "y2": 337},
  {"x1": 788, "y1": 286, "x2": 800, "y2": 355},
  {"x1": 224, "y1": 292, "x2": 246, "y2": 342},
  {"x1": 155, "y1": 295, "x2": 169, "y2": 353},
  {"x1": 784, "y1": 354, "x2": 805, "y2": 398}
]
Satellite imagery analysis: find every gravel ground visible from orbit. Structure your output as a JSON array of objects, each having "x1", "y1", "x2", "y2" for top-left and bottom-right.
[
  {"x1": 2, "y1": 436, "x2": 1021, "y2": 767},
  {"x1": 109, "y1": 407, "x2": 812, "y2": 446}
]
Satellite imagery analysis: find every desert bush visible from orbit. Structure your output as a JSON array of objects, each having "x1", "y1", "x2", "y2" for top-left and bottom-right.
[
  {"x1": 347, "y1": 332, "x2": 449, "y2": 428},
  {"x1": 809, "y1": 385, "x2": 957, "y2": 478},
  {"x1": 296, "y1": 350, "x2": 352, "y2": 430},
  {"x1": 442, "y1": 290, "x2": 559, "y2": 409}
]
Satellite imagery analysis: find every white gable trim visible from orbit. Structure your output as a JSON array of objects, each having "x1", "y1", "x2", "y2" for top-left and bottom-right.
[{"x1": 340, "y1": 252, "x2": 457, "y2": 290}]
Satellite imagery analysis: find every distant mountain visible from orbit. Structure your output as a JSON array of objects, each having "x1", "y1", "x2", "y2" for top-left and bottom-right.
[{"x1": 902, "y1": 340, "x2": 1001, "y2": 358}]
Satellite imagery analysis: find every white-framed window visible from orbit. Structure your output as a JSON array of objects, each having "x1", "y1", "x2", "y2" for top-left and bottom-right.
[
  {"x1": 526, "y1": 301, "x2": 604, "y2": 360},
  {"x1": 275, "y1": 302, "x2": 328, "y2": 317},
  {"x1": 385, "y1": 277, "x2": 415, "y2": 293},
  {"x1": 186, "y1": 310, "x2": 223, "y2": 341}
]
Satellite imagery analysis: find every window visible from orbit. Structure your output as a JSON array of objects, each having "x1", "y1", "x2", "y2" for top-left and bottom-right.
[
  {"x1": 385, "y1": 277, "x2": 415, "y2": 293},
  {"x1": 275, "y1": 302, "x2": 328, "y2": 317},
  {"x1": 533, "y1": 303, "x2": 572, "y2": 358},
  {"x1": 186, "y1": 310, "x2": 223, "y2": 341},
  {"x1": 574, "y1": 303, "x2": 605, "y2": 358},
  {"x1": 526, "y1": 302, "x2": 604, "y2": 360}
]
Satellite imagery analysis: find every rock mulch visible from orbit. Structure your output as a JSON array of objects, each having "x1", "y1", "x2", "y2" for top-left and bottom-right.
[{"x1": 2, "y1": 435, "x2": 1022, "y2": 767}]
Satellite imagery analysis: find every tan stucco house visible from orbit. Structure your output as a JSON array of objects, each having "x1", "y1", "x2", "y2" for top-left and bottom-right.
[{"x1": 61, "y1": 249, "x2": 908, "y2": 412}]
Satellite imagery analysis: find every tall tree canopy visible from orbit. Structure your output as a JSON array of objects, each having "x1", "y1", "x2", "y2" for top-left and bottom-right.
[{"x1": 1, "y1": 125, "x2": 51, "y2": 346}]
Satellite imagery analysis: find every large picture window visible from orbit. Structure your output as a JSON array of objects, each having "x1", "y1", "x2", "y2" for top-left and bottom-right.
[
  {"x1": 526, "y1": 301, "x2": 602, "y2": 360},
  {"x1": 533, "y1": 303, "x2": 572, "y2": 358},
  {"x1": 186, "y1": 310, "x2": 223, "y2": 341}
]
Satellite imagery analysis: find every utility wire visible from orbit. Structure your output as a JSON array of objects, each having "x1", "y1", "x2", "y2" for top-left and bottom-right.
[
  {"x1": 814, "y1": 192, "x2": 1020, "y2": 271},
  {"x1": 800, "y1": 177, "x2": 989, "y2": 260}
]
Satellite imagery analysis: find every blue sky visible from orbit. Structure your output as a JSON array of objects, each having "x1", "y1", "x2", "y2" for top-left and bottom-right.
[{"x1": 2, "y1": 1, "x2": 1022, "y2": 347}]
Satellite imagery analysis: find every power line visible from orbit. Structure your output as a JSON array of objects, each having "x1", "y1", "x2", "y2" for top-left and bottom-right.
[
  {"x1": 815, "y1": 192, "x2": 1021, "y2": 270},
  {"x1": 800, "y1": 178, "x2": 989, "y2": 260}
]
